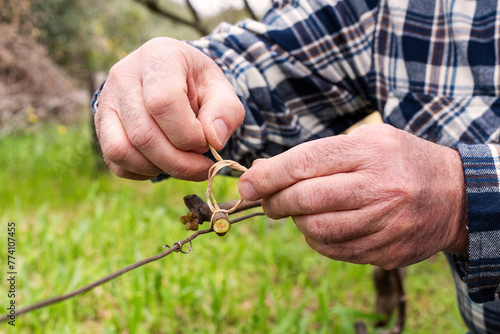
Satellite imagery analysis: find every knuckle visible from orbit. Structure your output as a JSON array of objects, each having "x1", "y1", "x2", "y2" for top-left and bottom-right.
[
  {"x1": 108, "y1": 59, "x2": 137, "y2": 86},
  {"x1": 400, "y1": 178, "x2": 420, "y2": 201},
  {"x1": 146, "y1": 96, "x2": 205, "y2": 151},
  {"x1": 128, "y1": 125, "x2": 157, "y2": 150},
  {"x1": 289, "y1": 149, "x2": 318, "y2": 181},
  {"x1": 351, "y1": 124, "x2": 400, "y2": 153},
  {"x1": 386, "y1": 176, "x2": 421, "y2": 206},
  {"x1": 97, "y1": 129, "x2": 129, "y2": 166},
  {"x1": 141, "y1": 37, "x2": 163, "y2": 50},
  {"x1": 344, "y1": 185, "x2": 363, "y2": 208},
  {"x1": 261, "y1": 198, "x2": 276, "y2": 218},
  {"x1": 334, "y1": 247, "x2": 363, "y2": 264},
  {"x1": 293, "y1": 189, "x2": 317, "y2": 215},
  {"x1": 108, "y1": 62, "x2": 122, "y2": 80},
  {"x1": 94, "y1": 89, "x2": 118, "y2": 121},
  {"x1": 249, "y1": 167, "x2": 275, "y2": 196},
  {"x1": 306, "y1": 217, "x2": 334, "y2": 243},
  {"x1": 167, "y1": 159, "x2": 196, "y2": 180},
  {"x1": 112, "y1": 167, "x2": 132, "y2": 179},
  {"x1": 263, "y1": 196, "x2": 287, "y2": 219},
  {"x1": 141, "y1": 37, "x2": 174, "y2": 53},
  {"x1": 107, "y1": 62, "x2": 122, "y2": 80},
  {"x1": 346, "y1": 248, "x2": 378, "y2": 266},
  {"x1": 105, "y1": 161, "x2": 131, "y2": 179},
  {"x1": 103, "y1": 140, "x2": 130, "y2": 166},
  {"x1": 171, "y1": 129, "x2": 204, "y2": 151},
  {"x1": 146, "y1": 94, "x2": 176, "y2": 116},
  {"x1": 371, "y1": 125, "x2": 401, "y2": 151}
]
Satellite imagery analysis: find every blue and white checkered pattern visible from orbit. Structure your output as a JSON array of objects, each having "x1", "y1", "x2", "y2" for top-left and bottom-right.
[
  {"x1": 187, "y1": 0, "x2": 500, "y2": 329},
  {"x1": 92, "y1": 0, "x2": 500, "y2": 330}
]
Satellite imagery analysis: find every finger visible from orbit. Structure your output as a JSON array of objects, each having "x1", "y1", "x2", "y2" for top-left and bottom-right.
[
  {"x1": 141, "y1": 48, "x2": 208, "y2": 153},
  {"x1": 297, "y1": 214, "x2": 427, "y2": 268},
  {"x1": 101, "y1": 74, "x2": 213, "y2": 181},
  {"x1": 119, "y1": 106, "x2": 213, "y2": 181},
  {"x1": 261, "y1": 172, "x2": 368, "y2": 219},
  {"x1": 292, "y1": 209, "x2": 384, "y2": 244},
  {"x1": 103, "y1": 158, "x2": 154, "y2": 181},
  {"x1": 238, "y1": 135, "x2": 364, "y2": 200},
  {"x1": 196, "y1": 72, "x2": 245, "y2": 150},
  {"x1": 302, "y1": 235, "x2": 381, "y2": 265},
  {"x1": 96, "y1": 107, "x2": 164, "y2": 177},
  {"x1": 304, "y1": 235, "x2": 417, "y2": 269}
]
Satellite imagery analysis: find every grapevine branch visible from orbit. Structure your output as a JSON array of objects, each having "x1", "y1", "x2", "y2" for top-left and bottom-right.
[{"x1": 0, "y1": 196, "x2": 264, "y2": 324}]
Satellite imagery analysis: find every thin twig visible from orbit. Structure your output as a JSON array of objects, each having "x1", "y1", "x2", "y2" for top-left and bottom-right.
[
  {"x1": 229, "y1": 212, "x2": 265, "y2": 223},
  {"x1": 0, "y1": 212, "x2": 264, "y2": 323},
  {"x1": 135, "y1": 0, "x2": 208, "y2": 35}
]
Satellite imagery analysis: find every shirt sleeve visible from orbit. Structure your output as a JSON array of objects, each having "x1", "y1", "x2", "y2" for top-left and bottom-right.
[
  {"x1": 186, "y1": 0, "x2": 379, "y2": 164},
  {"x1": 454, "y1": 143, "x2": 500, "y2": 303}
]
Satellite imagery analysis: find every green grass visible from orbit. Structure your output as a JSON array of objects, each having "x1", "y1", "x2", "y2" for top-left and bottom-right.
[{"x1": 0, "y1": 121, "x2": 467, "y2": 333}]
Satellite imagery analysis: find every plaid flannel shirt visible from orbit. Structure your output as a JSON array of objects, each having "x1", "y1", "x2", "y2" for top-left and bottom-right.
[{"x1": 93, "y1": 0, "x2": 500, "y2": 331}]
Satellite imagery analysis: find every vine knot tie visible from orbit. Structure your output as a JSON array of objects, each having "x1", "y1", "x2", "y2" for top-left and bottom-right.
[{"x1": 206, "y1": 145, "x2": 248, "y2": 230}]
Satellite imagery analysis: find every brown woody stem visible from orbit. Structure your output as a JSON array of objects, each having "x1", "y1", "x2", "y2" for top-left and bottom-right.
[
  {"x1": 211, "y1": 211, "x2": 231, "y2": 236},
  {"x1": 183, "y1": 194, "x2": 262, "y2": 224}
]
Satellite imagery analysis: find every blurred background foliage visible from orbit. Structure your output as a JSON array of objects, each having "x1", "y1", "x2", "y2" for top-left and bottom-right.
[
  {"x1": 0, "y1": 0, "x2": 268, "y2": 135},
  {"x1": 2, "y1": 0, "x2": 265, "y2": 82},
  {"x1": 30, "y1": 0, "x2": 200, "y2": 79}
]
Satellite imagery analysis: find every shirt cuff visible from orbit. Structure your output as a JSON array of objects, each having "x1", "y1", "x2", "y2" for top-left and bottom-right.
[
  {"x1": 453, "y1": 143, "x2": 500, "y2": 303},
  {"x1": 91, "y1": 78, "x2": 107, "y2": 115}
]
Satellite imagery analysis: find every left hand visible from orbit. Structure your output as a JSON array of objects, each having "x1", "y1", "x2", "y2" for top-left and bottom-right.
[{"x1": 238, "y1": 124, "x2": 468, "y2": 269}]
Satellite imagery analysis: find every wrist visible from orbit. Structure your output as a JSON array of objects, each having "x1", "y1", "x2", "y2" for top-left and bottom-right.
[{"x1": 442, "y1": 149, "x2": 468, "y2": 255}]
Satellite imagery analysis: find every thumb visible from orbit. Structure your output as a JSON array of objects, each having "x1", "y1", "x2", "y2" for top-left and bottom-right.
[{"x1": 197, "y1": 73, "x2": 245, "y2": 150}]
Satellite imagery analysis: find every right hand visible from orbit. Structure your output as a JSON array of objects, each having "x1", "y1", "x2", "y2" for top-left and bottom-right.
[{"x1": 95, "y1": 37, "x2": 245, "y2": 181}]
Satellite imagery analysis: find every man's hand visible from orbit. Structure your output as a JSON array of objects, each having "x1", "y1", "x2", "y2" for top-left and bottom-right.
[
  {"x1": 95, "y1": 37, "x2": 245, "y2": 181},
  {"x1": 238, "y1": 124, "x2": 468, "y2": 269}
]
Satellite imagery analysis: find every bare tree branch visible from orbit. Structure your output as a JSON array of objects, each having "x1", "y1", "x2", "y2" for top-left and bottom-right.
[{"x1": 135, "y1": 0, "x2": 208, "y2": 35}]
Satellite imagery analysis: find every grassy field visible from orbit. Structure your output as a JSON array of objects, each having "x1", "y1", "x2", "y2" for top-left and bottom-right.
[{"x1": 0, "y1": 120, "x2": 467, "y2": 333}]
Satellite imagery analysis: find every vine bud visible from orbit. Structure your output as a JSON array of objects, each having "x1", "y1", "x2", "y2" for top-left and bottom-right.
[
  {"x1": 185, "y1": 221, "x2": 198, "y2": 231},
  {"x1": 185, "y1": 212, "x2": 195, "y2": 221}
]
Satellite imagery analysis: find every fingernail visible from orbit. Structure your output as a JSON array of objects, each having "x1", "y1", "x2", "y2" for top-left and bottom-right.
[
  {"x1": 238, "y1": 180, "x2": 257, "y2": 200},
  {"x1": 212, "y1": 119, "x2": 229, "y2": 148}
]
